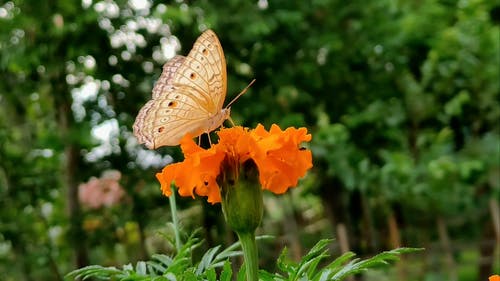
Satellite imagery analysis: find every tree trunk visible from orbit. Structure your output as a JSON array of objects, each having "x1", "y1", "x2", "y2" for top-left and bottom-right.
[
  {"x1": 388, "y1": 212, "x2": 401, "y2": 248},
  {"x1": 319, "y1": 177, "x2": 351, "y2": 244},
  {"x1": 56, "y1": 80, "x2": 89, "y2": 268},
  {"x1": 360, "y1": 193, "x2": 377, "y2": 251},
  {"x1": 388, "y1": 211, "x2": 406, "y2": 280},
  {"x1": 65, "y1": 144, "x2": 89, "y2": 267},
  {"x1": 478, "y1": 198, "x2": 499, "y2": 280},
  {"x1": 337, "y1": 223, "x2": 350, "y2": 254},
  {"x1": 336, "y1": 223, "x2": 354, "y2": 281},
  {"x1": 489, "y1": 198, "x2": 500, "y2": 244},
  {"x1": 436, "y1": 216, "x2": 457, "y2": 281}
]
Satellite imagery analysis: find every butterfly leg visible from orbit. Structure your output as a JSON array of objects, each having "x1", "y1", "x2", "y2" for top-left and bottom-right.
[
  {"x1": 207, "y1": 133, "x2": 212, "y2": 146},
  {"x1": 198, "y1": 134, "x2": 213, "y2": 146}
]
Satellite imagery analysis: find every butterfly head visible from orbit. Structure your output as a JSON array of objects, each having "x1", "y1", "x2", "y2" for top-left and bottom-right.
[
  {"x1": 206, "y1": 107, "x2": 231, "y2": 133},
  {"x1": 222, "y1": 107, "x2": 231, "y2": 120}
]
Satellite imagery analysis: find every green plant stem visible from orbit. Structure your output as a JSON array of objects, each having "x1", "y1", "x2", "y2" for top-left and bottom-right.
[
  {"x1": 237, "y1": 231, "x2": 258, "y2": 281},
  {"x1": 168, "y1": 184, "x2": 181, "y2": 252}
]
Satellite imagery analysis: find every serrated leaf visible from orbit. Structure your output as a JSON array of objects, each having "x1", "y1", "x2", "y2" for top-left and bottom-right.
[
  {"x1": 258, "y1": 270, "x2": 281, "y2": 281},
  {"x1": 123, "y1": 263, "x2": 134, "y2": 271},
  {"x1": 237, "y1": 263, "x2": 246, "y2": 281},
  {"x1": 151, "y1": 276, "x2": 170, "y2": 281},
  {"x1": 136, "y1": 261, "x2": 148, "y2": 275},
  {"x1": 329, "y1": 247, "x2": 423, "y2": 280},
  {"x1": 164, "y1": 272, "x2": 177, "y2": 281},
  {"x1": 147, "y1": 261, "x2": 167, "y2": 274},
  {"x1": 303, "y1": 251, "x2": 329, "y2": 278},
  {"x1": 276, "y1": 247, "x2": 294, "y2": 273},
  {"x1": 196, "y1": 245, "x2": 221, "y2": 274},
  {"x1": 165, "y1": 257, "x2": 191, "y2": 275},
  {"x1": 214, "y1": 240, "x2": 243, "y2": 262},
  {"x1": 206, "y1": 267, "x2": 217, "y2": 281},
  {"x1": 314, "y1": 268, "x2": 332, "y2": 281},
  {"x1": 293, "y1": 241, "x2": 330, "y2": 279},
  {"x1": 324, "y1": 252, "x2": 356, "y2": 271},
  {"x1": 152, "y1": 254, "x2": 174, "y2": 267},
  {"x1": 220, "y1": 260, "x2": 233, "y2": 281},
  {"x1": 65, "y1": 265, "x2": 123, "y2": 280}
]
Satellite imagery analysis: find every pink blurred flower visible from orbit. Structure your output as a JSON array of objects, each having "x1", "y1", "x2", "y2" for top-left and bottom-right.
[{"x1": 79, "y1": 170, "x2": 125, "y2": 209}]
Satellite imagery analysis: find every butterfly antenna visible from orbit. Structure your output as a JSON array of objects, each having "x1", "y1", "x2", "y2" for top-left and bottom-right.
[
  {"x1": 225, "y1": 79, "x2": 256, "y2": 109},
  {"x1": 227, "y1": 116, "x2": 236, "y2": 127}
]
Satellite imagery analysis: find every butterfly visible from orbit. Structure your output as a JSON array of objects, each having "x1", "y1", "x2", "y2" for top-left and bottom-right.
[{"x1": 133, "y1": 29, "x2": 231, "y2": 149}]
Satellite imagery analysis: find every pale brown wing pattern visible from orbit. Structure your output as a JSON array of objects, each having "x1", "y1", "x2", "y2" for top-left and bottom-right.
[
  {"x1": 134, "y1": 85, "x2": 213, "y2": 148},
  {"x1": 133, "y1": 29, "x2": 228, "y2": 149},
  {"x1": 171, "y1": 30, "x2": 227, "y2": 113},
  {"x1": 151, "y1": 55, "x2": 186, "y2": 99}
]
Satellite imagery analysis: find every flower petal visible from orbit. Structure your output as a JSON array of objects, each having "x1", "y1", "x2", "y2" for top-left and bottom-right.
[{"x1": 156, "y1": 124, "x2": 312, "y2": 204}]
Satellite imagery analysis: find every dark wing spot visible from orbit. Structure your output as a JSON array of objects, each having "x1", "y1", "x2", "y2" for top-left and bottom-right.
[
  {"x1": 174, "y1": 95, "x2": 180, "y2": 99},
  {"x1": 158, "y1": 126, "x2": 165, "y2": 133},
  {"x1": 190, "y1": 72, "x2": 196, "y2": 79},
  {"x1": 168, "y1": 101, "x2": 177, "y2": 107},
  {"x1": 202, "y1": 48, "x2": 208, "y2": 55}
]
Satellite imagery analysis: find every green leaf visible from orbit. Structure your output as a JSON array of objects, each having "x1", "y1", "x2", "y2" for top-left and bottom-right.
[
  {"x1": 276, "y1": 247, "x2": 294, "y2": 273},
  {"x1": 151, "y1": 254, "x2": 174, "y2": 267},
  {"x1": 206, "y1": 267, "x2": 217, "y2": 281},
  {"x1": 320, "y1": 251, "x2": 356, "y2": 277},
  {"x1": 259, "y1": 270, "x2": 283, "y2": 281},
  {"x1": 220, "y1": 260, "x2": 233, "y2": 281},
  {"x1": 294, "y1": 239, "x2": 332, "y2": 279},
  {"x1": 237, "y1": 263, "x2": 246, "y2": 281},
  {"x1": 196, "y1": 245, "x2": 221, "y2": 274},
  {"x1": 136, "y1": 261, "x2": 148, "y2": 275},
  {"x1": 65, "y1": 265, "x2": 123, "y2": 280},
  {"x1": 329, "y1": 248, "x2": 423, "y2": 280}
]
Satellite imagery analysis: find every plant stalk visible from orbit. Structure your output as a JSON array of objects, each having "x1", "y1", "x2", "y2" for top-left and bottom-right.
[
  {"x1": 168, "y1": 184, "x2": 181, "y2": 252},
  {"x1": 237, "y1": 231, "x2": 259, "y2": 281}
]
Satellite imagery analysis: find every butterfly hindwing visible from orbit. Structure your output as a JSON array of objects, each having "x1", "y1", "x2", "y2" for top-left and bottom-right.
[{"x1": 140, "y1": 87, "x2": 210, "y2": 148}]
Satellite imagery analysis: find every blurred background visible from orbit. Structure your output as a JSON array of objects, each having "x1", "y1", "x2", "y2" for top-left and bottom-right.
[{"x1": 0, "y1": 0, "x2": 499, "y2": 280}]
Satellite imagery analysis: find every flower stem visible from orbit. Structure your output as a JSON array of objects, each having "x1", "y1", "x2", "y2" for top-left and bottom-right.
[
  {"x1": 168, "y1": 184, "x2": 181, "y2": 252},
  {"x1": 237, "y1": 231, "x2": 259, "y2": 281}
]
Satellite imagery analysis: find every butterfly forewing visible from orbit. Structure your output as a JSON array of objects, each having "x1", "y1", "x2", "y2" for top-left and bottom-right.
[
  {"x1": 172, "y1": 30, "x2": 227, "y2": 113},
  {"x1": 133, "y1": 29, "x2": 228, "y2": 149}
]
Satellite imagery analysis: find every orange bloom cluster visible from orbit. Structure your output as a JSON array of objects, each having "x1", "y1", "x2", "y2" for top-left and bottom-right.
[
  {"x1": 490, "y1": 275, "x2": 500, "y2": 281},
  {"x1": 156, "y1": 124, "x2": 312, "y2": 204}
]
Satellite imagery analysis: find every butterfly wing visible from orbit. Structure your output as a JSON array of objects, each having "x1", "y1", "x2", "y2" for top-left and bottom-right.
[
  {"x1": 171, "y1": 30, "x2": 227, "y2": 112},
  {"x1": 152, "y1": 55, "x2": 186, "y2": 99},
  {"x1": 133, "y1": 30, "x2": 227, "y2": 149}
]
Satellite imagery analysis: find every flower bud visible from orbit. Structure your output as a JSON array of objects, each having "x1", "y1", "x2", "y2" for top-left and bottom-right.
[{"x1": 219, "y1": 159, "x2": 263, "y2": 234}]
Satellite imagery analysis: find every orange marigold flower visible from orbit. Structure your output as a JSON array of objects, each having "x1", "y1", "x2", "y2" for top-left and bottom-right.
[
  {"x1": 490, "y1": 275, "x2": 500, "y2": 281},
  {"x1": 156, "y1": 124, "x2": 312, "y2": 204}
]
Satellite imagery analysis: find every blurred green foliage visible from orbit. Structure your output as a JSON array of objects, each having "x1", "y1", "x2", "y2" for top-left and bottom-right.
[{"x1": 0, "y1": 0, "x2": 498, "y2": 280}]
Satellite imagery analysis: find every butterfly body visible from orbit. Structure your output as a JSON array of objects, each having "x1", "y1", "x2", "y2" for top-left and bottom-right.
[{"x1": 133, "y1": 30, "x2": 228, "y2": 149}]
